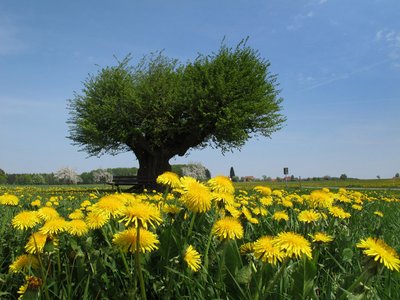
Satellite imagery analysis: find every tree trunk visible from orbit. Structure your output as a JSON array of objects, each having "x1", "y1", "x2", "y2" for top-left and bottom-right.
[{"x1": 135, "y1": 151, "x2": 172, "y2": 190}]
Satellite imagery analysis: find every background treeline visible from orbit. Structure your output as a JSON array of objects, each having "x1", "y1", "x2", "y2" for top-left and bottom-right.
[
  {"x1": 0, "y1": 168, "x2": 140, "y2": 185},
  {"x1": 0, "y1": 164, "x2": 212, "y2": 185}
]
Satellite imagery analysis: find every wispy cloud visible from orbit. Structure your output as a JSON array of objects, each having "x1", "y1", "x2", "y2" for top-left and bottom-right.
[
  {"x1": 375, "y1": 29, "x2": 400, "y2": 68},
  {"x1": 286, "y1": 11, "x2": 314, "y2": 31},
  {"x1": 298, "y1": 59, "x2": 389, "y2": 91}
]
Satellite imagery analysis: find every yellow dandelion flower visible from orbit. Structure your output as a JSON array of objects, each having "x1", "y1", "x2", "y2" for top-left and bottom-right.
[
  {"x1": 31, "y1": 199, "x2": 41, "y2": 207},
  {"x1": 225, "y1": 205, "x2": 242, "y2": 219},
  {"x1": 25, "y1": 232, "x2": 48, "y2": 254},
  {"x1": 273, "y1": 232, "x2": 312, "y2": 259},
  {"x1": 212, "y1": 217, "x2": 244, "y2": 240},
  {"x1": 329, "y1": 206, "x2": 351, "y2": 219},
  {"x1": 272, "y1": 190, "x2": 283, "y2": 197},
  {"x1": 249, "y1": 217, "x2": 259, "y2": 224},
  {"x1": 180, "y1": 177, "x2": 212, "y2": 213},
  {"x1": 119, "y1": 202, "x2": 162, "y2": 229},
  {"x1": 352, "y1": 204, "x2": 363, "y2": 211},
  {"x1": 212, "y1": 192, "x2": 235, "y2": 206},
  {"x1": 67, "y1": 220, "x2": 89, "y2": 236},
  {"x1": 337, "y1": 194, "x2": 352, "y2": 203},
  {"x1": 260, "y1": 196, "x2": 273, "y2": 206},
  {"x1": 27, "y1": 276, "x2": 42, "y2": 290},
  {"x1": 239, "y1": 242, "x2": 254, "y2": 255},
  {"x1": 251, "y1": 207, "x2": 268, "y2": 216},
  {"x1": 0, "y1": 194, "x2": 19, "y2": 206},
  {"x1": 12, "y1": 211, "x2": 41, "y2": 230},
  {"x1": 239, "y1": 190, "x2": 248, "y2": 195},
  {"x1": 253, "y1": 236, "x2": 285, "y2": 265},
  {"x1": 86, "y1": 211, "x2": 109, "y2": 229},
  {"x1": 357, "y1": 237, "x2": 400, "y2": 271},
  {"x1": 374, "y1": 211, "x2": 384, "y2": 218},
  {"x1": 112, "y1": 228, "x2": 160, "y2": 253},
  {"x1": 297, "y1": 209, "x2": 321, "y2": 223},
  {"x1": 157, "y1": 171, "x2": 181, "y2": 189},
  {"x1": 68, "y1": 209, "x2": 85, "y2": 220},
  {"x1": 40, "y1": 217, "x2": 68, "y2": 236},
  {"x1": 119, "y1": 193, "x2": 139, "y2": 205},
  {"x1": 92, "y1": 194, "x2": 125, "y2": 218},
  {"x1": 184, "y1": 245, "x2": 202, "y2": 272},
  {"x1": 242, "y1": 207, "x2": 257, "y2": 223},
  {"x1": 162, "y1": 204, "x2": 182, "y2": 216},
  {"x1": 272, "y1": 210, "x2": 289, "y2": 222},
  {"x1": 292, "y1": 194, "x2": 304, "y2": 204},
  {"x1": 254, "y1": 186, "x2": 272, "y2": 196},
  {"x1": 9, "y1": 255, "x2": 39, "y2": 273},
  {"x1": 281, "y1": 199, "x2": 293, "y2": 208},
  {"x1": 37, "y1": 207, "x2": 59, "y2": 221},
  {"x1": 307, "y1": 190, "x2": 333, "y2": 209},
  {"x1": 80, "y1": 200, "x2": 92, "y2": 208},
  {"x1": 310, "y1": 232, "x2": 334, "y2": 243},
  {"x1": 208, "y1": 176, "x2": 235, "y2": 194},
  {"x1": 17, "y1": 282, "x2": 28, "y2": 298},
  {"x1": 240, "y1": 199, "x2": 249, "y2": 206}
]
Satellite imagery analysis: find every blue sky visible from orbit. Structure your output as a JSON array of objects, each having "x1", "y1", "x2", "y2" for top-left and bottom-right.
[{"x1": 0, "y1": 0, "x2": 399, "y2": 179}]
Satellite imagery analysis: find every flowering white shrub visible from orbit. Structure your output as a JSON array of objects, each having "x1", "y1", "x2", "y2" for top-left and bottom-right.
[
  {"x1": 92, "y1": 169, "x2": 113, "y2": 183},
  {"x1": 55, "y1": 167, "x2": 81, "y2": 184},
  {"x1": 182, "y1": 163, "x2": 208, "y2": 181}
]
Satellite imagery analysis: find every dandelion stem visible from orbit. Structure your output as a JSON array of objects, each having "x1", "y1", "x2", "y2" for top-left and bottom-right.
[
  {"x1": 119, "y1": 248, "x2": 133, "y2": 284},
  {"x1": 203, "y1": 225, "x2": 214, "y2": 272},
  {"x1": 33, "y1": 235, "x2": 51, "y2": 300},
  {"x1": 136, "y1": 226, "x2": 147, "y2": 300},
  {"x1": 218, "y1": 241, "x2": 228, "y2": 283},
  {"x1": 187, "y1": 212, "x2": 197, "y2": 240},
  {"x1": 265, "y1": 258, "x2": 289, "y2": 295},
  {"x1": 340, "y1": 265, "x2": 374, "y2": 299}
]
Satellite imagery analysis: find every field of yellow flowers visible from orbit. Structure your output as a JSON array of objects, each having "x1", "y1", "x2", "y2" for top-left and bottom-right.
[{"x1": 1, "y1": 173, "x2": 399, "y2": 299}]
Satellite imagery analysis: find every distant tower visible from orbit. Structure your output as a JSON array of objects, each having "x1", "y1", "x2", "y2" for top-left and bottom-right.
[{"x1": 229, "y1": 167, "x2": 236, "y2": 179}]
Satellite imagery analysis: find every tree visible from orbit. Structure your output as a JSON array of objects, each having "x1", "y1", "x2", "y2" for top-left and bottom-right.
[
  {"x1": 182, "y1": 163, "x2": 208, "y2": 181},
  {"x1": 67, "y1": 41, "x2": 286, "y2": 186},
  {"x1": 92, "y1": 169, "x2": 113, "y2": 184},
  {"x1": 55, "y1": 167, "x2": 81, "y2": 184},
  {"x1": 31, "y1": 174, "x2": 46, "y2": 185},
  {"x1": 340, "y1": 174, "x2": 347, "y2": 180},
  {"x1": 229, "y1": 167, "x2": 236, "y2": 179},
  {"x1": 0, "y1": 168, "x2": 6, "y2": 184},
  {"x1": 80, "y1": 171, "x2": 94, "y2": 184},
  {"x1": 395, "y1": 173, "x2": 399, "y2": 178}
]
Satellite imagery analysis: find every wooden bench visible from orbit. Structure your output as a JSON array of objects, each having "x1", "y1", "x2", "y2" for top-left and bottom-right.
[{"x1": 107, "y1": 175, "x2": 155, "y2": 192}]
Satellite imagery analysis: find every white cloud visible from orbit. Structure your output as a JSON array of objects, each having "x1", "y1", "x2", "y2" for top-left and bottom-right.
[
  {"x1": 375, "y1": 29, "x2": 400, "y2": 67},
  {"x1": 286, "y1": 11, "x2": 314, "y2": 31},
  {"x1": 299, "y1": 59, "x2": 389, "y2": 91}
]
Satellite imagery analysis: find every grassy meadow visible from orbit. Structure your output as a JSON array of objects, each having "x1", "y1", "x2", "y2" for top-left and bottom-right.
[
  {"x1": 234, "y1": 177, "x2": 400, "y2": 190},
  {"x1": 0, "y1": 175, "x2": 400, "y2": 299}
]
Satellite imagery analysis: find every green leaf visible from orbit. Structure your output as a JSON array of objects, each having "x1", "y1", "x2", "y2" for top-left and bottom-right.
[
  {"x1": 290, "y1": 257, "x2": 318, "y2": 300},
  {"x1": 236, "y1": 264, "x2": 252, "y2": 284},
  {"x1": 342, "y1": 248, "x2": 353, "y2": 263}
]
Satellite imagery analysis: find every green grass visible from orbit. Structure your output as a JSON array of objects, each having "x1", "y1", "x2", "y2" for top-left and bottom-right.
[
  {"x1": 1, "y1": 183, "x2": 400, "y2": 299},
  {"x1": 234, "y1": 178, "x2": 400, "y2": 190}
]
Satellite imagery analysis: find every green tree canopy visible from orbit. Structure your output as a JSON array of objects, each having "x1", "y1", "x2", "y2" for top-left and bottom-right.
[{"x1": 67, "y1": 41, "x2": 286, "y2": 186}]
